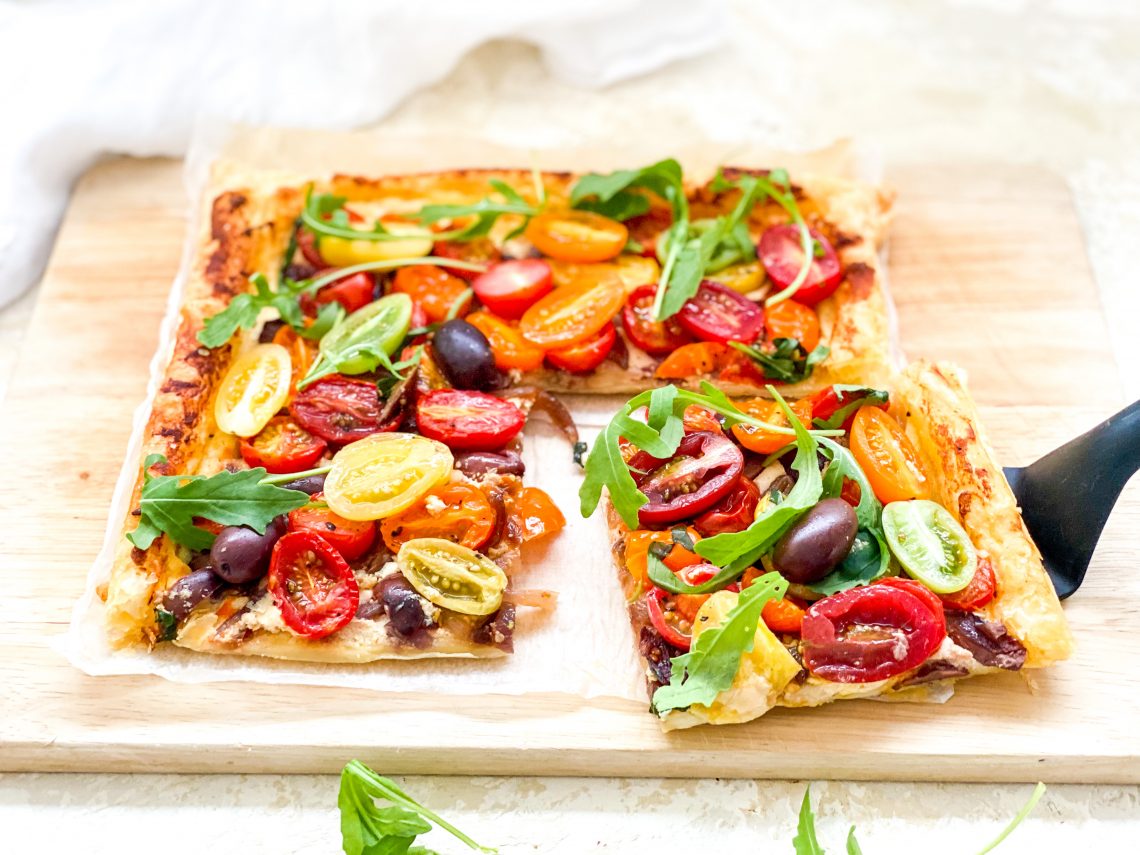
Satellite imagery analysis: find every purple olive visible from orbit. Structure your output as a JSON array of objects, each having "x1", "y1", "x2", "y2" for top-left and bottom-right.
[
  {"x1": 454, "y1": 450, "x2": 526, "y2": 478},
  {"x1": 280, "y1": 474, "x2": 327, "y2": 495},
  {"x1": 210, "y1": 517, "x2": 287, "y2": 584},
  {"x1": 162, "y1": 569, "x2": 224, "y2": 619},
  {"x1": 432, "y1": 319, "x2": 499, "y2": 391},
  {"x1": 380, "y1": 574, "x2": 427, "y2": 636},
  {"x1": 772, "y1": 498, "x2": 858, "y2": 584}
]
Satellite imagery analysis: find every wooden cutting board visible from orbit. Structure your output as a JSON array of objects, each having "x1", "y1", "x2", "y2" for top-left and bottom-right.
[{"x1": 1, "y1": 157, "x2": 1135, "y2": 781}]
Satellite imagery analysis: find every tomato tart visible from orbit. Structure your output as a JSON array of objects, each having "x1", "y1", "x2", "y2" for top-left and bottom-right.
[{"x1": 582, "y1": 361, "x2": 1073, "y2": 728}]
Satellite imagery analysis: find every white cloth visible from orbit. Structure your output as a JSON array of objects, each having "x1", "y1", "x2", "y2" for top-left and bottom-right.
[{"x1": 0, "y1": 0, "x2": 725, "y2": 307}]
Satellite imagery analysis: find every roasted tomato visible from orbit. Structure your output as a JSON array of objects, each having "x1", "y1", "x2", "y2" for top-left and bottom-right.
[
  {"x1": 287, "y1": 492, "x2": 377, "y2": 561},
  {"x1": 267, "y1": 531, "x2": 360, "y2": 639},
  {"x1": 759, "y1": 225, "x2": 843, "y2": 306},
  {"x1": 380, "y1": 482, "x2": 497, "y2": 552},
  {"x1": 849, "y1": 406, "x2": 932, "y2": 503},
  {"x1": 693, "y1": 476, "x2": 760, "y2": 536},
  {"x1": 290, "y1": 375, "x2": 393, "y2": 445},
  {"x1": 761, "y1": 596, "x2": 808, "y2": 635},
  {"x1": 271, "y1": 326, "x2": 315, "y2": 396},
  {"x1": 621, "y1": 284, "x2": 693, "y2": 355},
  {"x1": 415, "y1": 389, "x2": 526, "y2": 451},
  {"x1": 730, "y1": 397, "x2": 814, "y2": 455},
  {"x1": 801, "y1": 584, "x2": 945, "y2": 683},
  {"x1": 525, "y1": 210, "x2": 628, "y2": 263},
  {"x1": 646, "y1": 587, "x2": 693, "y2": 650},
  {"x1": 240, "y1": 416, "x2": 328, "y2": 474},
  {"x1": 518, "y1": 276, "x2": 625, "y2": 349},
  {"x1": 432, "y1": 238, "x2": 501, "y2": 282},
  {"x1": 297, "y1": 226, "x2": 327, "y2": 269},
  {"x1": 654, "y1": 341, "x2": 730, "y2": 379},
  {"x1": 677, "y1": 281, "x2": 765, "y2": 344},
  {"x1": 938, "y1": 555, "x2": 997, "y2": 611},
  {"x1": 300, "y1": 271, "x2": 375, "y2": 316},
  {"x1": 392, "y1": 265, "x2": 472, "y2": 323},
  {"x1": 465, "y1": 311, "x2": 546, "y2": 372},
  {"x1": 630, "y1": 431, "x2": 744, "y2": 527},
  {"x1": 624, "y1": 526, "x2": 703, "y2": 584},
  {"x1": 517, "y1": 487, "x2": 566, "y2": 542},
  {"x1": 544, "y1": 322, "x2": 615, "y2": 373},
  {"x1": 763, "y1": 299, "x2": 820, "y2": 352},
  {"x1": 875, "y1": 577, "x2": 947, "y2": 633},
  {"x1": 472, "y1": 259, "x2": 553, "y2": 320}
]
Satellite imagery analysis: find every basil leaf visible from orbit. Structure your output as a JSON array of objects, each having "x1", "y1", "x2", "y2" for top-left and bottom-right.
[
  {"x1": 651, "y1": 572, "x2": 788, "y2": 715},
  {"x1": 792, "y1": 786, "x2": 825, "y2": 855},
  {"x1": 126, "y1": 455, "x2": 309, "y2": 551}
]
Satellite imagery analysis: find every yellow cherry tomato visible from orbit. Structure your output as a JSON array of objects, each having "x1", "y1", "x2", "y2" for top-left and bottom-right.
[
  {"x1": 324, "y1": 433, "x2": 453, "y2": 521},
  {"x1": 213, "y1": 343, "x2": 292, "y2": 438},
  {"x1": 714, "y1": 260, "x2": 766, "y2": 295},
  {"x1": 397, "y1": 537, "x2": 507, "y2": 616},
  {"x1": 318, "y1": 222, "x2": 433, "y2": 267}
]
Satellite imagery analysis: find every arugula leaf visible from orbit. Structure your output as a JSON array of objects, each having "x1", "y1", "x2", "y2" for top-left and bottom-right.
[
  {"x1": 154, "y1": 607, "x2": 177, "y2": 642},
  {"x1": 298, "y1": 301, "x2": 346, "y2": 341},
  {"x1": 575, "y1": 190, "x2": 651, "y2": 221},
  {"x1": 808, "y1": 528, "x2": 890, "y2": 596},
  {"x1": 409, "y1": 181, "x2": 539, "y2": 242},
  {"x1": 792, "y1": 787, "x2": 825, "y2": 855},
  {"x1": 126, "y1": 454, "x2": 309, "y2": 551},
  {"x1": 730, "y1": 338, "x2": 830, "y2": 384},
  {"x1": 846, "y1": 827, "x2": 863, "y2": 855},
  {"x1": 812, "y1": 386, "x2": 890, "y2": 431},
  {"x1": 339, "y1": 760, "x2": 496, "y2": 855},
  {"x1": 817, "y1": 438, "x2": 880, "y2": 531},
  {"x1": 570, "y1": 159, "x2": 686, "y2": 217},
  {"x1": 651, "y1": 572, "x2": 788, "y2": 715},
  {"x1": 197, "y1": 273, "x2": 282, "y2": 348},
  {"x1": 976, "y1": 782, "x2": 1046, "y2": 855}
]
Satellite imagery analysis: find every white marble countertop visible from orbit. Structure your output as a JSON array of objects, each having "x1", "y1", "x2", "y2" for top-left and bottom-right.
[{"x1": 3, "y1": 0, "x2": 1139, "y2": 850}]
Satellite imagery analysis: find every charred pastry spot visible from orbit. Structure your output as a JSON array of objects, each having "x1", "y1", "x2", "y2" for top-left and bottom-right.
[
  {"x1": 846, "y1": 262, "x2": 875, "y2": 299},
  {"x1": 161, "y1": 378, "x2": 198, "y2": 393},
  {"x1": 833, "y1": 230, "x2": 863, "y2": 249},
  {"x1": 130, "y1": 546, "x2": 147, "y2": 565},
  {"x1": 157, "y1": 427, "x2": 184, "y2": 440}
]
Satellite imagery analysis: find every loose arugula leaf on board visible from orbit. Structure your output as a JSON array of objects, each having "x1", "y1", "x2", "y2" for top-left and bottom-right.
[
  {"x1": 976, "y1": 782, "x2": 1047, "y2": 855},
  {"x1": 651, "y1": 573, "x2": 788, "y2": 715},
  {"x1": 846, "y1": 827, "x2": 864, "y2": 855},
  {"x1": 792, "y1": 786, "x2": 826, "y2": 855},
  {"x1": 730, "y1": 339, "x2": 830, "y2": 384},
  {"x1": 126, "y1": 455, "x2": 309, "y2": 551},
  {"x1": 812, "y1": 386, "x2": 890, "y2": 431},
  {"x1": 339, "y1": 760, "x2": 496, "y2": 855}
]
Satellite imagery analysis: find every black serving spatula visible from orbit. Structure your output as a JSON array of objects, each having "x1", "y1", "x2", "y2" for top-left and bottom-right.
[{"x1": 1003, "y1": 399, "x2": 1140, "y2": 599}]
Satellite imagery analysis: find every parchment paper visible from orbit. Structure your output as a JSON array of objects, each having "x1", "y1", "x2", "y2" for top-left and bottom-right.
[{"x1": 62, "y1": 124, "x2": 893, "y2": 701}]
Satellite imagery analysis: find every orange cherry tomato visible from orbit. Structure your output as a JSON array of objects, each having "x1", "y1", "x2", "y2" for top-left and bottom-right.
[
  {"x1": 654, "y1": 342, "x2": 730, "y2": 379},
  {"x1": 240, "y1": 415, "x2": 328, "y2": 474},
  {"x1": 519, "y1": 277, "x2": 625, "y2": 349},
  {"x1": 287, "y1": 492, "x2": 376, "y2": 561},
  {"x1": 380, "y1": 482, "x2": 497, "y2": 552},
  {"x1": 517, "y1": 487, "x2": 566, "y2": 542},
  {"x1": 465, "y1": 311, "x2": 546, "y2": 372},
  {"x1": 544, "y1": 322, "x2": 616, "y2": 373},
  {"x1": 741, "y1": 568, "x2": 807, "y2": 634},
  {"x1": 764, "y1": 299, "x2": 820, "y2": 352},
  {"x1": 392, "y1": 265, "x2": 471, "y2": 323},
  {"x1": 682, "y1": 405, "x2": 723, "y2": 435},
  {"x1": 524, "y1": 210, "x2": 628, "y2": 263},
  {"x1": 624, "y1": 526, "x2": 703, "y2": 585},
  {"x1": 940, "y1": 555, "x2": 997, "y2": 611},
  {"x1": 849, "y1": 406, "x2": 933, "y2": 503},
  {"x1": 272, "y1": 325, "x2": 315, "y2": 397},
  {"x1": 731, "y1": 397, "x2": 814, "y2": 454}
]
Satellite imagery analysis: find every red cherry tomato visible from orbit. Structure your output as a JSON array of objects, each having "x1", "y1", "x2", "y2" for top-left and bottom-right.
[
  {"x1": 300, "y1": 271, "x2": 375, "y2": 316},
  {"x1": 876, "y1": 576, "x2": 946, "y2": 635},
  {"x1": 759, "y1": 225, "x2": 843, "y2": 306},
  {"x1": 801, "y1": 584, "x2": 946, "y2": 683},
  {"x1": 472, "y1": 259, "x2": 553, "y2": 320},
  {"x1": 268, "y1": 531, "x2": 360, "y2": 639},
  {"x1": 415, "y1": 389, "x2": 526, "y2": 451},
  {"x1": 432, "y1": 238, "x2": 502, "y2": 282},
  {"x1": 646, "y1": 587, "x2": 692, "y2": 649},
  {"x1": 297, "y1": 227, "x2": 327, "y2": 269},
  {"x1": 291, "y1": 375, "x2": 394, "y2": 445},
  {"x1": 939, "y1": 556, "x2": 997, "y2": 611},
  {"x1": 544, "y1": 322, "x2": 616, "y2": 374},
  {"x1": 239, "y1": 416, "x2": 328, "y2": 474},
  {"x1": 692, "y1": 476, "x2": 760, "y2": 536},
  {"x1": 677, "y1": 281, "x2": 765, "y2": 344},
  {"x1": 287, "y1": 492, "x2": 377, "y2": 561},
  {"x1": 629, "y1": 431, "x2": 744, "y2": 528},
  {"x1": 621, "y1": 284, "x2": 693, "y2": 355}
]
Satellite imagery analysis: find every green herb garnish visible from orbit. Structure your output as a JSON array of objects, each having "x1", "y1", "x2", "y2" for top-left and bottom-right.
[
  {"x1": 153, "y1": 607, "x2": 178, "y2": 642},
  {"x1": 812, "y1": 385, "x2": 890, "y2": 431},
  {"x1": 730, "y1": 338, "x2": 830, "y2": 384}
]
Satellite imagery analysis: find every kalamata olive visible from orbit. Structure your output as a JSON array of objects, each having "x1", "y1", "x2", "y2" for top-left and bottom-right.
[
  {"x1": 772, "y1": 498, "x2": 858, "y2": 584},
  {"x1": 431, "y1": 319, "x2": 499, "y2": 391},
  {"x1": 162, "y1": 569, "x2": 224, "y2": 620},
  {"x1": 210, "y1": 517, "x2": 287, "y2": 584},
  {"x1": 280, "y1": 474, "x2": 327, "y2": 495},
  {"x1": 453, "y1": 450, "x2": 526, "y2": 478},
  {"x1": 258, "y1": 319, "x2": 286, "y2": 344},
  {"x1": 380, "y1": 574, "x2": 427, "y2": 636}
]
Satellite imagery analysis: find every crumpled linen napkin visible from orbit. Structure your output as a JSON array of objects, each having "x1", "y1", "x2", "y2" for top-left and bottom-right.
[{"x1": 0, "y1": 0, "x2": 725, "y2": 307}]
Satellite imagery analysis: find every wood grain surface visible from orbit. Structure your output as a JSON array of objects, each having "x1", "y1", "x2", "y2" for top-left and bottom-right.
[{"x1": 0, "y1": 157, "x2": 1134, "y2": 781}]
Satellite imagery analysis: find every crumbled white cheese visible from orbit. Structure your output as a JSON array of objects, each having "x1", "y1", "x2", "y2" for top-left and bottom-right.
[
  {"x1": 424, "y1": 494, "x2": 447, "y2": 516},
  {"x1": 239, "y1": 595, "x2": 287, "y2": 634}
]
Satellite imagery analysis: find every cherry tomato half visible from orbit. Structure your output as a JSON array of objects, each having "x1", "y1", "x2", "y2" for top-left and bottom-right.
[
  {"x1": 465, "y1": 311, "x2": 546, "y2": 372},
  {"x1": 297, "y1": 226, "x2": 327, "y2": 269},
  {"x1": 693, "y1": 476, "x2": 760, "y2": 536},
  {"x1": 621, "y1": 284, "x2": 693, "y2": 356},
  {"x1": 268, "y1": 531, "x2": 360, "y2": 639},
  {"x1": 380, "y1": 482, "x2": 497, "y2": 552},
  {"x1": 300, "y1": 271, "x2": 375, "y2": 317},
  {"x1": 392, "y1": 265, "x2": 471, "y2": 324},
  {"x1": 544, "y1": 322, "x2": 616, "y2": 373},
  {"x1": 808, "y1": 385, "x2": 889, "y2": 431},
  {"x1": 801, "y1": 584, "x2": 945, "y2": 683},
  {"x1": 731, "y1": 397, "x2": 814, "y2": 455},
  {"x1": 624, "y1": 526, "x2": 703, "y2": 585},
  {"x1": 525, "y1": 210, "x2": 628, "y2": 263},
  {"x1": 472, "y1": 259, "x2": 553, "y2": 320},
  {"x1": 759, "y1": 225, "x2": 843, "y2": 306},
  {"x1": 240, "y1": 416, "x2": 328, "y2": 474},
  {"x1": 291, "y1": 375, "x2": 394, "y2": 445},
  {"x1": 518, "y1": 276, "x2": 625, "y2": 349},
  {"x1": 518, "y1": 486, "x2": 566, "y2": 543},
  {"x1": 433, "y1": 238, "x2": 501, "y2": 282},
  {"x1": 415, "y1": 389, "x2": 526, "y2": 451},
  {"x1": 763, "y1": 299, "x2": 820, "y2": 352},
  {"x1": 646, "y1": 587, "x2": 694, "y2": 650},
  {"x1": 287, "y1": 492, "x2": 377, "y2": 561},
  {"x1": 630, "y1": 431, "x2": 744, "y2": 528},
  {"x1": 849, "y1": 406, "x2": 932, "y2": 504},
  {"x1": 677, "y1": 281, "x2": 765, "y2": 344},
  {"x1": 939, "y1": 555, "x2": 997, "y2": 611},
  {"x1": 875, "y1": 577, "x2": 947, "y2": 634}
]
